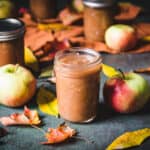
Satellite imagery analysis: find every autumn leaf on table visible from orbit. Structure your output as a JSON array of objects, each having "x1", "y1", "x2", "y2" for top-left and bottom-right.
[
  {"x1": 102, "y1": 64, "x2": 120, "y2": 78},
  {"x1": 42, "y1": 123, "x2": 76, "y2": 144},
  {"x1": 38, "y1": 23, "x2": 68, "y2": 32},
  {"x1": 0, "y1": 106, "x2": 41, "y2": 126},
  {"x1": 106, "y1": 128, "x2": 150, "y2": 150},
  {"x1": 24, "y1": 47, "x2": 39, "y2": 72},
  {"x1": 36, "y1": 87, "x2": 58, "y2": 117},
  {"x1": 134, "y1": 67, "x2": 150, "y2": 74}
]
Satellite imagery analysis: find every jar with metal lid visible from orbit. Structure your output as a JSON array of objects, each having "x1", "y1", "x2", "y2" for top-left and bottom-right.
[
  {"x1": 29, "y1": 0, "x2": 57, "y2": 22},
  {"x1": 0, "y1": 18, "x2": 25, "y2": 66},
  {"x1": 83, "y1": 0, "x2": 116, "y2": 42}
]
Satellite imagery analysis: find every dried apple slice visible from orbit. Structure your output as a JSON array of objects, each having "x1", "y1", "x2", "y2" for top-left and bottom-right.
[{"x1": 0, "y1": 106, "x2": 41, "y2": 126}]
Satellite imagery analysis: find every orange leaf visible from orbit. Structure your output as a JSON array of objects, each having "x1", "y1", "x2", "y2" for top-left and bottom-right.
[
  {"x1": 0, "y1": 106, "x2": 41, "y2": 126},
  {"x1": 42, "y1": 123, "x2": 76, "y2": 144}
]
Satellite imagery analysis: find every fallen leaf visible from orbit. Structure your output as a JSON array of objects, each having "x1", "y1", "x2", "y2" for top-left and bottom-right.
[
  {"x1": 42, "y1": 123, "x2": 76, "y2": 144},
  {"x1": 58, "y1": 7, "x2": 83, "y2": 25},
  {"x1": 134, "y1": 67, "x2": 150, "y2": 74},
  {"x1": 38, "y1": 23, "x2": 68, "y2": 32},
  {"x1": 36, "y1": 87, "x2": 58, "y2": 117},
  {"x1": 115, "y1": 2, "x2": 142, "y2": 21},
  {"x1": 102, "y1": 64, "x2": 120, "y2": 78},
  {"x1": 142, "y1": 36, "x2": 150, "y2": 42},
  {"x1": 0, "y1": 106, "x2": 41, "y2": 126},
  {"x1": 106, "y1": 128, "x2": 150, "y2": 150},
  {"x1": 39, "y1": 65, "x2": 54, "y2": 78},
  {"x1": 24, "y1": 47, "x2": 39, "y2": 72}
]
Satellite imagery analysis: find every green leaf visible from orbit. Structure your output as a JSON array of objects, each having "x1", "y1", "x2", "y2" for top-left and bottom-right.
[
  {"x1": 39, "y1": 65, "x2": 54, "y2": 78},
  {"x1": 106, "y1": 128, "x2": 150, "y2": 150},
  {"x1": 36, "y1": 87, "x2": 58, "y2": 117}
]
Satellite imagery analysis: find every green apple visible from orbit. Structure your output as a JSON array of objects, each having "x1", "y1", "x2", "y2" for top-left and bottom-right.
[
  {"x1": 105, "y1": 24, "x2": 137, "y2": 52},
  {"x1": 0, "y1": 0, "x2": 15, "y2": 18},
  {"x1": 103, "y1": 72, "x2": 150, "y2": 113},
  {"x1": 0, "y1": 64, "x2": 36, "y2": 107}
]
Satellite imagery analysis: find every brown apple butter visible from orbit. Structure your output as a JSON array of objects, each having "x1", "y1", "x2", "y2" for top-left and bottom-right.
[
  {"x1": 54, "y1": 48, "x2": 102, "y2": 123},
  {"x1": 0, "y1": 18, "x2": 25, "y2": 66},
  {"x1": 29, "y1": 0, "x2": 57, "y2": 22},
  {"x1": 83, "y1": 0, "x2": 115, "y2": 42}
]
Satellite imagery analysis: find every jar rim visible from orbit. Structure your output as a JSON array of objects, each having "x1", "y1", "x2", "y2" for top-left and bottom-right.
[
  {"x1": 54, "y1": 47, "x2": 102, "y2": 70},
  {"x1": 0, "y1": 18, "x2": 25, "y2": 41},
  {"x1": 83, "y1": 0, "x2": 115, "y2": 8}
]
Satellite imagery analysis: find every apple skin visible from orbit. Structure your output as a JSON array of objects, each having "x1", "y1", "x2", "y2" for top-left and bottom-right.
[
  {"x1": 105, "y1": 24, "x2": 137, "y2": 52},
  {"x1": 0, "y1": 0, "x2": 15, "y2": 18},
  {"x1": 103, "y1": 72, "x2": 150, "y2": 113},
  {"x1": 0, "y1": 64, "x2": 36, "y2": 107}
]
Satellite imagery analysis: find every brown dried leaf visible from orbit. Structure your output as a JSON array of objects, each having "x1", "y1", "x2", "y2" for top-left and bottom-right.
[
  {"x1": 59, "y1": 7, "x2": 83, "y2": 25},
  {"x1": 115, "y1": 2, "x2": 142, "y2": 21},
  {"x1": 134, "y1": 67, "x2": 150, "y2": 74},
  {"x1": 42, "y1": 123, "x2": 76, "y2": 144},
  {"x1": 54, "y1": 26, "x2": 83, "y2": 41},
  {"x1": 0, "y1": 106, "x2": 41, "y2": 126}
]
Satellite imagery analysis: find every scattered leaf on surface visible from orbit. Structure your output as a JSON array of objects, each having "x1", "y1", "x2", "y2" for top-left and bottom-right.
[
  {"x1": 36, "y1": 87, "x2": 58, "y2": 117},
  {"x1": 134, "y1": 67, "x2": 150, "y2": 74},
  {"x1": 38, "y1": 23, "x2": 68, "y2": 32},
  {"x1": 142, "y1": 36, "x2": 150, "y2": 42},
  {"x1": 39, "y1": 65, "x2": 54, "y2": 78},
  {"x1": 42, "y1": 123, "x2": 76, "y2": 144},
  {"x1": 102, "y1": 64, "x2": 120, "y2": 78},
  {"x1": 0, "y1": 106, "x2": 41, "y2": 126},
  {"x1": 106, "y1": 128, "x2": 150, "y2": 150},
  {"x1": 24, "y1": 47, "x2": 39, "y2": 72}
]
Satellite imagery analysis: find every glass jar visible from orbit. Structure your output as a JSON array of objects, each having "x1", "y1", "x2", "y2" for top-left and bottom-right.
[
  {"x1": 0, "y1": 18, "x2": 25, "y2": 66},
  {"x1": 54, "y1": 48, "x2": 102, "y2": 123},
  {"x1": 83, "y1": 0, "x2": 115, "y2": 42},
  {"x1": 29, "y1": 0, "x2": 57, "y2": 22}
]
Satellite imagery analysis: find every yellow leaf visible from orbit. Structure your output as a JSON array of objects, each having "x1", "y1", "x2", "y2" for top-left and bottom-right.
[
  {"x1": 38, "y1": 23, "x2": 68, "y2": 31},
  {"x1": 24, "y1": 47, "x2": 39, "y2": 72},
  {"x1": 142, "y1": 36, "x2": 150, "y2": 42},
  {"x1": 36, "y1": 87, "x2": 58, "y2": 117},
  {"x1": 102, "y1": 63, "x2": 120, "y2": 78},
  {"x1": 106, "y1": 128, "x2": 150, "y2": 150}
]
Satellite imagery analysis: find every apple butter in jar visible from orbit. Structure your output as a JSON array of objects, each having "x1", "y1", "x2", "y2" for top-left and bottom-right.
[
  {"x1": 83, "y1": 0, "x2": 115, "y2": 42},
  {"x1": 29, "y1": 0, "x2": 57, "y2": 22},
  {"x1": 0, "y1": 18, "x2": 25, "y2": 66},
  {"x1": 54, "y1": 48, "x2": 102, "y2": 123}
]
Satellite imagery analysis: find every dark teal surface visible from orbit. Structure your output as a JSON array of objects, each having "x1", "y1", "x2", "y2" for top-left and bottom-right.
[{"x1": 1, "y1": 52, "x2": 150, "y2": 150}]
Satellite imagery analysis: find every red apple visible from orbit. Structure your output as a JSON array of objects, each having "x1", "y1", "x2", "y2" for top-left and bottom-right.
[
  {"x1": 103, "y1": 72, "x2": 150, "y2": 113},
  {"x1": 0, "y1": 64, "x2": 36, "y2": 107},
  {"x1": 105, "y1": 24, "x2": 137, "y2": 52}
]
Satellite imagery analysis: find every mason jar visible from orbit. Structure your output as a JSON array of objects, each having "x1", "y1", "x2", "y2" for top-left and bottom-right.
[
  {"x1": 29, "y1": 0, "x2": 57, "y2": 22},
  {"x1": 54, "y1": 48, "x2": 102, "y2": 123},
  {"x1": 0, "y1": 18, "x2": 25, "y2": 66},
  {"x1": 83, "y1": 0, "x2": 115, "y2": 42}
]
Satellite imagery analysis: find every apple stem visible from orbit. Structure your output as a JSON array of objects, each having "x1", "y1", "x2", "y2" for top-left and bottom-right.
[
  {"x1": 118, "y1": 69, "x2": 125, "y2": 79},
  {"x1": 15, "y1": 64, "x2": 19, "y2": 72}
]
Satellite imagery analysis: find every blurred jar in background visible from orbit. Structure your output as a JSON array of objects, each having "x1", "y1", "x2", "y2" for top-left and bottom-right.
[
  {"x1": 29, "y1": 0, "x2": 57, "y2": 22},
  {"x1": 0, "y1": 18, "x2": 25, "y2": 66},
  {"x1": 83, "y1": 0, "x2": 116, "y2": 42}
]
